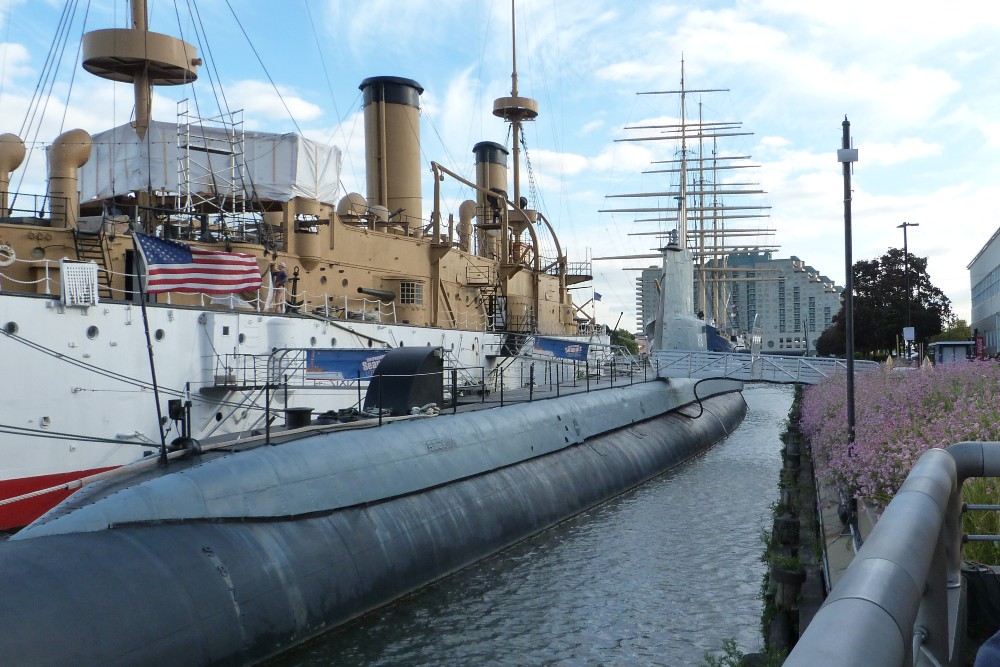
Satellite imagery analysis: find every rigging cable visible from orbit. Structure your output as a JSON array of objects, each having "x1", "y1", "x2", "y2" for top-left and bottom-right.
[
  {"x1": 11, "y1": 0, "x2": 79, "y2": 201},
  {"x1": 223, "y1": 0, "x2": 302, "y2": 136},
  {"x1": 0, "y1": 423, "x2": 157, "y2": 445},
  {"x1": 0, "y1": 326, "x2": 276, "y2": 413},
  {"x1": 0, "y1": 0, "x2": 13, "y2": 105},
  {"x1": 303, "y1": 0, "x2": 355, "y2": 198}
]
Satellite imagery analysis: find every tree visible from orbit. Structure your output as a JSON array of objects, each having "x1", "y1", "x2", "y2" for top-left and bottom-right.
[
  {"x1": 815, "y1": 248, "x2": 952, "y2": 358},
  {"x1": 611, "y1": 328, "x2": 640, "y2": 355},
  {"x1": 930, "y1": 318, "x2": 971, "y2": 343}
]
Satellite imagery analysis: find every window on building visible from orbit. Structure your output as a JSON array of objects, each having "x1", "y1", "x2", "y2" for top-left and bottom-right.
[{"x1": 400, "y1": 282, "x2": 424, "y2": 305}]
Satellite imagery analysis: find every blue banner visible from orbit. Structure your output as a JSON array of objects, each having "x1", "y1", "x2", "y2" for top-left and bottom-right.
[
  {"x1": 306, "y1": 349, "x2": 387, "y2": 381},
  {"x1": 532, "y1": 337, "x2": 589, "y2": 361}
]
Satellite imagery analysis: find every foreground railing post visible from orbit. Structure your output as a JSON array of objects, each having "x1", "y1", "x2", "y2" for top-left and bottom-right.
[
  {"x1": 452, "y1": 369, "x2": 458, "y2": 414},
  {"x1": 785, "y1": 443, "x2": 1000, "y2": 667}
]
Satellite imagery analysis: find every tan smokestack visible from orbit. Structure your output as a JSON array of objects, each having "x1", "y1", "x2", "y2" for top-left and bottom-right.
[
  {"x1": 458, "y1": 200, "x2": 477, "y2": 253},
  {"x1": 473, "y1": 141, "x2": 508, "y2": 259},
  {"x1": 47, "y1": 129, "x2": 93, "y2": 228},
  {"x1": 0, "y1": 133, "x2": 26, "y2": 215},
  {"x1": 359, "y1": 76, "x2": 423, "y2": 230}
]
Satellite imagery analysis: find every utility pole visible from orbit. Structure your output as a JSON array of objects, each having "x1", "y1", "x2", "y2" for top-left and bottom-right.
[
  {"x1": 837, "y1": 116, "x2": 859, "y2": 536},
  {"x1": 837, "y1": 118, "x2": 858, "y2": 447},
  {"x1": 897, "y1": 221, "x2": 918, "y2": 360}
]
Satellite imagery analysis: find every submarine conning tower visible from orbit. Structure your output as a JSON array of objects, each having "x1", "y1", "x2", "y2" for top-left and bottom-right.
[
  {"x1": 472, "y1": 141, "x2": 509, "y2": 259},
  {"x1": 360, "y1": 76, "x2": 424, "y2": 231}
]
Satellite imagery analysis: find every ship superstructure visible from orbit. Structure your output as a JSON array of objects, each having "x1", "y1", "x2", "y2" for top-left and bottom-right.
[{"x1": 0, "y1": 0, "x2": 598, "y2": 529}]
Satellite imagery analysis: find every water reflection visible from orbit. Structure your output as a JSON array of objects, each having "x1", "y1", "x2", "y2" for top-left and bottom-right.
[{"x1": 275, "y1": 384, "x2": 793, "y2": 666}]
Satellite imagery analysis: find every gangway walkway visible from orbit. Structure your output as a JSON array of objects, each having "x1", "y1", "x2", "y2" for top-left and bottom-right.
[{"x1": 652, "y1": 350, "x2": 880, "y2": 385}]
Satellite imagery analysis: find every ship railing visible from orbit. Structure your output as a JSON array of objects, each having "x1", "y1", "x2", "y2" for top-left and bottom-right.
[
  {"x1": 785, "y1": 442, "x2": 1000, "y2": 667},
  {"x1": 307, "y1": 294, "x2": 396, "y2": 323},
  {"x1": 207, "y1": 346, "x2": 663, "y2": 442},
  {"x1": 213, "y1": 350, "x2": 310, "y2": 388},
  {"x1": 484, "y1": 353, "x2": 660, "y2": 406},
  {"x1": 0, "y1": 257, "x2": 59, "y2": 294},
  {"x1": 0, "y1": 191, "x2": 67, "y2": 222}
]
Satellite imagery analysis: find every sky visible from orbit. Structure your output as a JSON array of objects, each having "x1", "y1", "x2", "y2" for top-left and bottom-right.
[{"x1": 1, "y1": 0, "x2": 998, "y2": 334}]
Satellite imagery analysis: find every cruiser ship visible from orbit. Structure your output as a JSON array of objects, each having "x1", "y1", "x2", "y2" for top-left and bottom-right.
[{"x1": 0, "y1": 0, "x2": 602, "y2": 529}]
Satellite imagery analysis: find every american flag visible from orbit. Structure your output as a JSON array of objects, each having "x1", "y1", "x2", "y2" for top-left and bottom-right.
[{"x1": 134, "y1": 233, "x2": 262, "y2": 294}]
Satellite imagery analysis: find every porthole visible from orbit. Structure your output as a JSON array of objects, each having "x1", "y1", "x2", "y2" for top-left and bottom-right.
[
  {"x1": 154, "y1": 329, "x2": 165, "y2": 341},
  {"x1": 215, "y1": 412, "x2": 223, "y2": 422},
  {"x1": 3, "y1": 321, "x2": 17, "y2": 335},
  {"x1": 342, "y1": 279, "x2": 349, "y2": 287},
  {"x1": 767, "y1": 340, "x2": 775, "y2": 348},
  {"x1": 238, "y1": 333, "x2": 246, "y2": 344},
  {"x1": 331, "y1": 337, "x2": 337, "y2": 346},
  {"x1": 367, "y1": 338, "x2": 373, "y2": 348},
  {"x1": 320, "y1": 276, "x2": 328, "y2": 285},
  {"x1": 450, "y1": 342, "x2": 455, "y2": 350},
  {"x1": 399, "y1": 341, "x2": 405, "y2": 347},
  {"x1": 310, "y1": 336, "x2": 317, "y2": 347},
  {"x1": 87, "y1": 326, "x2": 99, "y2": 340}
]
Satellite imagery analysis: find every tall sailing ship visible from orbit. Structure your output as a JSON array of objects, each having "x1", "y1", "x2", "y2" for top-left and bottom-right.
[
  {"x1": 599, "y1": 60, "x2": 775, "y2": 350},
  {"x1": 0, "y1": 1, "x2": 600, "y2": 529}
]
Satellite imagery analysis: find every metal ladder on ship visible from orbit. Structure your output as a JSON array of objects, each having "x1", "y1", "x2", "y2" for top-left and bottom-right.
[{"x1": 72, "y1": 220, "x2": 113, "y2": 300}]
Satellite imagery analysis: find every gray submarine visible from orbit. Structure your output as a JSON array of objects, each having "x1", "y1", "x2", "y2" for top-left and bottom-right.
[
  {"x1": 0, "y1": 358, "x2": 744, "y2": 665},
  {"x1": 0, "y1": 236, "x2": 744, "y2": 665},
  {"x1": 1, "y1": 217, "x2": 747, "y2": 665},
  {"x1": 0, "y1": 3, "x2": 746, "y2": 663}
]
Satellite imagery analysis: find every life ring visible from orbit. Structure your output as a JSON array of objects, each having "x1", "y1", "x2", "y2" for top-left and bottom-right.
[{"x1": 0, "y1": 244, "x2": 15, "y2": 267}]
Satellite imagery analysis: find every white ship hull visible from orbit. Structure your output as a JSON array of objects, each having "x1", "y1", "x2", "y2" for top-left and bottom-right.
[{"x1": 0, "y1": 290, "x2": 513, "y2": 528}]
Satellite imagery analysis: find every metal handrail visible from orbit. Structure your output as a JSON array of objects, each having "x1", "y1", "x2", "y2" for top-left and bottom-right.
[{"x1": 786, "y1": 441, "x2": 1000, "y2": 667}]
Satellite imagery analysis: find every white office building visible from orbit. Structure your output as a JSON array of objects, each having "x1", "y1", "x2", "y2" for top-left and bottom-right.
[{"x1": 969, "y1": 227, "x2": 1000, "y2": 356}]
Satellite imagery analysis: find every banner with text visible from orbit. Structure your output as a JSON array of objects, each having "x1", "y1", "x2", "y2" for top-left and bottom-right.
[
  {"x1": 532, "y1": 337, "x2": 589, "y2": 361},
  {"x1": 305, "y1": 349, "x2": 387, "y2": 381}
]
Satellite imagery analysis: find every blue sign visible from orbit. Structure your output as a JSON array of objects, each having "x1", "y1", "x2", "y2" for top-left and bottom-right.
[
  {"x1": 306, "y1": 349, "x2": 387, "y2": 381},
  {"x1": 532, "y1": 337, "x2": 589, "y2": 361}
]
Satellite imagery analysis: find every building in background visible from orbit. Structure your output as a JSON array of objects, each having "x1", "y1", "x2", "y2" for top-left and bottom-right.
[
  {"x1": 635, "y1": 267, "x2": 660, "y2": 333},
  {"x1": 635, "y1": 251, "x2": 843, "y2": 355},
  {"x1": 969, "y1": 227, "x2": 1000, "y2": 357}
]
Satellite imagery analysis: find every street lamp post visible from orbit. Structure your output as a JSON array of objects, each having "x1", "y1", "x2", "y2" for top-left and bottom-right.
[
  {"x1": 897, "y1": 221, "x2": 918, "y2": 359},
  {"x1": 838, "y1": 117, "x2": 859, "y2": 533},
  {"x1": 837, "y1": 118, "x2": 858, "y2": 445}
]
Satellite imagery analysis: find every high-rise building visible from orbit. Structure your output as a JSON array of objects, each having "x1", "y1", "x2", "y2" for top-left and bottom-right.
[
  {"x1": 635, "y1": 266, "x2": 660, "y2": 333},
  {"x1": 635, "y1": 251, "x2": 843, "y2": 355}
]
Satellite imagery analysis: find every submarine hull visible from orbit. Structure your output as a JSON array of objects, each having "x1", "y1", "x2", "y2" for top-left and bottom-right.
[{"x1": 0, "y1": 390, "x2": 745, "y2": 666}]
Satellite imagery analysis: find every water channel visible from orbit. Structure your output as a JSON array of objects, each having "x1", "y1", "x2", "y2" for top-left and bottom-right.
[{"x1": 274, "y1": 383, "x2": 794, "y2": 666}]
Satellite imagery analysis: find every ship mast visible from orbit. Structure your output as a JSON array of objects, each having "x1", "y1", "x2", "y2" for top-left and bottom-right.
[
  {"x1": 493, "y1": 0, "x2": 538, "y2": 206},
  {"x1": 81, "y1": 0, "x2": 201, "y2": 140},
  {"x1": 597, "y1": 60, "x2": 773, "y2": 332}
]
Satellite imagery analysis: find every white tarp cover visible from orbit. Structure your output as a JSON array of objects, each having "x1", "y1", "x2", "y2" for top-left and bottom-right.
[{"x1": 79, "y1": 120, "x2": 342, "y2": 204}]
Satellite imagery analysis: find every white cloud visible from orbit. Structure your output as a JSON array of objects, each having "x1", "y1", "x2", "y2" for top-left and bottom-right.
[
  {"x1": 225, "y1": 80, "x2": 322, "y2": 125},
  {"x1": 860, "y1": 138, "x2": 942, "y2": 167}
]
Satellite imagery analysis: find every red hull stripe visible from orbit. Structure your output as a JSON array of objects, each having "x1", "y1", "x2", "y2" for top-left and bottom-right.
[{"x1": 0, "y1": 467, "x2": 118, "y2": 531}]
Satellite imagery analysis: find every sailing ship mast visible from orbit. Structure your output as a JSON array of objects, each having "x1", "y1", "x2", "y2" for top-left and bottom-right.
[{"x1": 598, "y1": 59, "x2": 774, "y2": 334}]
